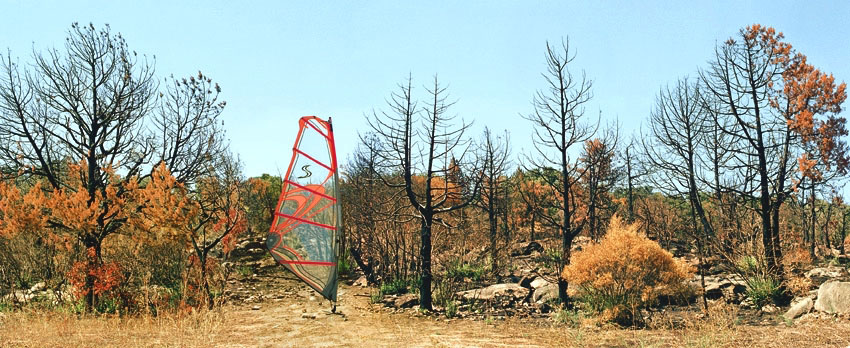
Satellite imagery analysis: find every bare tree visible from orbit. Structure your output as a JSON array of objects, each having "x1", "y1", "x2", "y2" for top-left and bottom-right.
[
  {"x1": 186, "y1": 150, "x2": 245, "y2": 310},
  {"x1": 522, "y1": 39, "x2": 596, "y2": 305},
  {"x1": 365, "y1": 74, "x2": 482, "y2": 311},
  {"x1": 643, "y1": 77, "x2": 713, "y2": 309},
  {"x1": 476, "y1": 127, "x2": 510, "y2": 270},
  {"x1": 155, "y1": 71, "x2": 227, "y2": 185}
]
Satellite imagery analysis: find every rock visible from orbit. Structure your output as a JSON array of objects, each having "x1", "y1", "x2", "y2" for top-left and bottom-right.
[
  {"x1": 530, "y1": 278, "x2": 549, "y2": 289},
  {"x1": 518, "y1": 275, "x2": 535, "y2": 289},
  {"x1": 784, "y1": 297, "x2": 814, "y2": 320},
  {"x1": 805, "y1": 267, "x2": 846, "y2": 280},
  {"x1": 247, "y1": 248, "x2": 265, "y2": 255},
  {"x1": 29, "y1": 282, "x2": 46, "y2": 293},
  {"x1": 814, "y1": 281, "x2": 850, "y2": 314},
  {"x1": 238, "y1": 240, "x2": 265, "y2": 250},
  {"x1": 511, "y1": 241, "x2": 544, "y2": 256},
  {"x1": 394, "y1": 294, "x2": 419, "y2": 308},
  {"x1": 700, "y1": 275, "x2": 746, "y2": 300},
  {"x1": 457, "y1": 283, "x2": 529, "y2": 301},
  {"x1": 251, "y1": 305, "x2": 261, "y2": 310},
  {"x1": 259, "y1": 258, "x2": 277, "y2": 268},
  {"x1": 3, "y1": 290, "x2": 30, "y2": 303},
  {"x1": 353, "y1": 276, "x2": 368, "y2": 287},
  {"x1": 761, "y1": 304, "x2": 779, "y2": 314},
  {"x1": 301, "y1": 313, "x2": 317, "y2": 319},
  {"x1": 532, "y1": 283, "x2": 558, "y2": 303}
]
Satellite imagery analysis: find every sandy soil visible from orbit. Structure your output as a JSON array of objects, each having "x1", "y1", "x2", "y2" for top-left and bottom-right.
[{"x1": 3, "y1": 274, "x2": 850, "y2": 347}]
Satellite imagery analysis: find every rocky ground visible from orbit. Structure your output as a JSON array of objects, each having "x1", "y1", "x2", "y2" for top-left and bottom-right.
[
  {"x1": 5, "y1": 236, "x2": 850, "y2": 347},
  {"x1": 221, "y1": 236, "x2": 850, "y2": 329}
]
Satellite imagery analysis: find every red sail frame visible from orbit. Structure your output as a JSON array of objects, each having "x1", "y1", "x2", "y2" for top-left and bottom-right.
[{"x1": 266, "y1": 116, "x2": 340, "y2": 302}]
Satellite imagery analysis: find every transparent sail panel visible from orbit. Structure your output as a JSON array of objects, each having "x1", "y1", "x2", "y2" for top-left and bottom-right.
[{"x1": 267, "y1": 116, "x2": 340, "y2": 302}]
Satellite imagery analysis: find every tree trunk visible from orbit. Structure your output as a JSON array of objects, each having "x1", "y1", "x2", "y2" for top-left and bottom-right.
[
  {"x1": 419, "y1": 215, "x2": 433, "y2": 311},
  {"x1": 810, "y1": 184, "x2": 817, "y2": 259},
  {"x1": 558, "y1": 230, "x2": 574, "y2": 307}
]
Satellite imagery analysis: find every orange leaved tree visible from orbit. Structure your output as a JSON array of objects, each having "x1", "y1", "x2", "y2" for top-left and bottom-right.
[{"x1": 139, "y1": 155, "x2": 246, "y2": 309}]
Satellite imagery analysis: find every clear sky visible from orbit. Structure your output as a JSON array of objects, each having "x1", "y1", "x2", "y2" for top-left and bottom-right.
[{"x1": 3, "y1": 1, "x2": 850, "y2": 180}]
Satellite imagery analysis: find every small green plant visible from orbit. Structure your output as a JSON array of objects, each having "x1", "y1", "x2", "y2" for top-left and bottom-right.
[
  {"x1": 484, "y1": 316, "x2": 494, "y2": 325},
  {"x1": 338, "y1": 250, "x2": 352, "y2": 276},
  {"x1": 96, "y1": 297, "x2": 120, "y2": 314},
  {"x1": 736, "y1": 255, "x2": 762, "y2": 276},
  {"x1": 370, "y1": 291, "x2": 383, "y2": 304},
  {"x1": 445, "y1": 300, "x2": 458, "y2": 319},
  {"x1": 379, "y1": 278, "x2": 419, "y2": 296},
  {"x1": 236, "y1": 265, "x2": 252, "y2": 277},
  {"x1": 553, "y1": 308, "x2": 582, "y2": 327},
  {"x1": 445, "y1": 260, "x2": 485, "y2": 281},
  {"x1": 745, "y1": 275, "x2": 781, "y2": 307}
]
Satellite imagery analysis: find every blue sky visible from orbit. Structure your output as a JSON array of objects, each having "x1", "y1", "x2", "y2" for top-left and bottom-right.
[{"x1": 3, "y1": 1, "x2": 850, "y2": 179}]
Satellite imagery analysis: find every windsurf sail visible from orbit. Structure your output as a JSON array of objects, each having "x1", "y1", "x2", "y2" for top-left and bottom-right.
[{"x1": 267, "y1": 116, "x2": 341, "y2": 302}]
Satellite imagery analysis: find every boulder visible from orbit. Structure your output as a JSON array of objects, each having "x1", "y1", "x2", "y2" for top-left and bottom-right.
[
  {"x1": 353, "y1": 276, "x2": 368, "y2": 287},
  {"x1": 784, "y1": 297, "x2": 814, "y2": 320},
  {"x1": 814, "y1": 281, "x2": 850, "y2": 314},
  {"x1": 532, "y1": 283, "x2": 558, "y2": 303},
  {"x1": 385, "y1": 294, "x2": 419, "y2": 308},
  {"x1": 530, "y1": 278, "x2": 549, "y2": 289},
  {"x1": 29, "y1": 282, "x2": 46, "y2": 293},
  {"x1": 700, "y1": 275, "x2": 746, "y2": 301},
  {"x1": 457, "y1": 283, "x2": 529, "y2": 302},
  {"x1": 805, "y1": 267, "x2": 846, "y2": 280},
  {"x1": 511, "y1": 241, "x2": 544, "y2": 257},
  {"x1": 518, "y1": 275, "x2": 535, "y2": 289}
]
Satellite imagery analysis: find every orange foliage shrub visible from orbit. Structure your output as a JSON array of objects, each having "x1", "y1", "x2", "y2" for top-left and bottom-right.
[
  {"x1": 562, "y1": 216, "x2": 693, "y2": 324},
  {"x1": 67, "y1": 248, "x2": 126, "y2": 303}
]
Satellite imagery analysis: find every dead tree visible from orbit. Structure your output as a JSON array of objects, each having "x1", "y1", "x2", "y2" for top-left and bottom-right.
[
  {"x1": 522, "y1": 39, "x2": 596, "y2": 306},
  {"x1": 475, "y1": 127, "x2": 510, "y2": 270},
  {"x1": 643, "y1": 77, "x2": 713, "y2": 310},
  {"x1": 365, "y1": 74, "x2": 482, "y2": 311}
]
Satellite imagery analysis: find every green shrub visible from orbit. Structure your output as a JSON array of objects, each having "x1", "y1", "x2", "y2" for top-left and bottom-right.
[
  {"x1": 745, "y1": 275, "x2": 781, "y2": 308},
  {"x1": 445, "y1": 260, "x2": 485, "y2": 281},
  {"x1": 736, "y1": 255, "x2": 762, "y2": 276},
  {"x1": 338, "y1": 253, "x2": 352, "y2": 276},
  {"x1": 445, "y1": 300, "x2": 458, "y2": 319},
  {"x1": 379, "y1": 277, "x2": 419, "y2": 296},
  {"x1": 369, "y1": 291, "x2": 383, "y2": 304}
]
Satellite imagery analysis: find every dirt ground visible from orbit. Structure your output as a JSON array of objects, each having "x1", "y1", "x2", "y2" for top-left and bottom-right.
[{"x1": 4, "y1": 276, "x2": 850, "y2": 348}]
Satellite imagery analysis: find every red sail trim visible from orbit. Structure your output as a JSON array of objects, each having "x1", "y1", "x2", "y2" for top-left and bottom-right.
[
  {"x1": 293, "y1": 148, "x2": 333, "y2": 171},
  {"x1": 304, "y1": 119, "x2": 329, "y2": 139},
  {"x1": 284, "y1": 179, "x2": 337, "y2": 202},
  {"x1": 279, "y1": 260, "x2": 336, "y2": 266},
  {"x1": 281, "y1": 245, "x2": 304, "y2": 260},
  {"x1": 274, "y1": 212, "x2": 337, "y2": 230}
]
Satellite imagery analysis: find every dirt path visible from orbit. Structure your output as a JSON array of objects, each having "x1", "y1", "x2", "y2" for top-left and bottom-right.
[
  {"x1": 224, "y1": 283, "x2": 558, "y2": 348},
  {"x1": 220, "y1": 277, "x2": 850, "y2": 348}
]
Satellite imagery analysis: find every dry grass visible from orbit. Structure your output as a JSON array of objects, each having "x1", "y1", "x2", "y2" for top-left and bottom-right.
[
  {"x1": 2, "y1": 285, "x2": 850, "y2": 348},
  {"x1": 0, "y1": 309, "x2": 229, "y2": 348}
]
